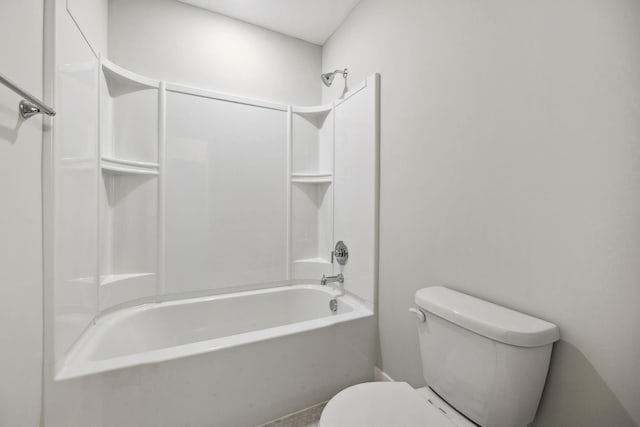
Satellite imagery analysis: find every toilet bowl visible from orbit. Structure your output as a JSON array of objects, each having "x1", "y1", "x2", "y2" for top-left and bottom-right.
[{"x1": 319, "y1": 286, "x2": 560, "y2": 427}]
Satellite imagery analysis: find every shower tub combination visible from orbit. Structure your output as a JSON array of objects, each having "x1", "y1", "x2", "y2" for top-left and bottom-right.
[
  {"x1": 48, "y1": 7, "x2": 380, "y2": 424},
  {"x1": 49, "y1": 284, "x2": 375, "y2": 427}
]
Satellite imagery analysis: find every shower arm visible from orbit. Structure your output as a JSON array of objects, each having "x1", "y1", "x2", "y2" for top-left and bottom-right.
[{"x1": 331, "y1": 69, "x2": 349, "y2": 78}]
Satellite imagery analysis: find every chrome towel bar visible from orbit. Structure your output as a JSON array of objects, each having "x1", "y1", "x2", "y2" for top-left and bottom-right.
[{"x1": 0, "y1": 71, "x2": 56, "y2": 119}]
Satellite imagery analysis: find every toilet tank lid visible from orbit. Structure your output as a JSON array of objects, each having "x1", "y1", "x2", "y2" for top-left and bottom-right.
[{"x1": 415, "y1": 287, "x2": 560, "y2": 347}]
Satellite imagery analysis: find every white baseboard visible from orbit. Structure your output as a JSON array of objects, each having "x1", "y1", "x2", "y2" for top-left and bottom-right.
[{"x1": 373, "y1": 366, "x2": 394, "y2": 382}]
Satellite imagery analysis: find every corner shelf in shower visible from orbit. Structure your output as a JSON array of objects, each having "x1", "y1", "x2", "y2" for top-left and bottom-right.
[
  {"x1": 291, "y1": 172, "x2": 333, "y2": 184},
  {"x1": 292, "y1": 257, "x2": 333, "y2": 279},
  {"x1": 293, "y1": 258, "x2": 331, "y2": 265},
  {"x1": 292, "y1": 104, "x2": 332, "y2": 114},
  {"x1": 101, "y1": 58, "x2": 160, "y2": 90},
  {"x1": 291, "y1": 104, "x2": 332, "y2": 114},
  {"x1": 292, "y1": 104, "x2": 332, "y2": 128},
  {"x1": 101, "y1": 156, "x2": 159, "y2": 176},
  {"x1": 100, "y1": 57, "x2": 161, "y2": 165},
  {"x1": 99, "y1": 272, "x2": 157, "y2": 311},
  {"x1": 98, "y1": 57, "x2": 162, "y2": 313},
  {"x1": 290, "y1": 102, "x2": 334, "y2": 280},
  {"x1": 100, "y1": 272, "x2": 154, "y2": 287}
]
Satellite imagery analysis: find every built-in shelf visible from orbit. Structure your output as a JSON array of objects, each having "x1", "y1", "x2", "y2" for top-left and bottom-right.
[
  {"x1": 100, "y1": 273, "x2": 154, "y2": 287},
  {"x1": 292, "y1": 105, "x2": 332, "y2": 128},
  {"x1": 291, "y1": 172, "x2": 333, "y2": 184},
  {"x1": 101, "y1": 156, "x2": 159, "y2": 176},
  {"x1": 290, "y1": 104, "x2": 334, "y2": 280},
  {"x1": 293, "y1": 258, "x2": 332, "y2": 265},
  {"x1": 98, "y1": 58, "x2": 161, "y2": 312},
  {"x1": 101, "y1": 58, "x2": 160, "y2": 90},
  {"x1": 99, "y1": 273, "x2": 156, "y2": 312},
  {"x1": 292, "y1": 104, "x2": 332, "y2": 115},
  {"x1": 101, "y1": 57, "x2": 160, "y2": 165},
  {"x1": 101, "y1": 164, "x2": 159, "y2": 176},
  {"x1": 102, "y1": 156, "x2": 159, "y2": 169},
  {"x1": 292, "y1": 257, "x2": 333, "y2": 279}
]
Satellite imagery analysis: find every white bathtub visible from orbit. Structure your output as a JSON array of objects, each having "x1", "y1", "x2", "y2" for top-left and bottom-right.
[
  {"x1": 58, "y1": 283, "x2": 373, "y2": 379},
  {"x1": 47, "y1": 284, "x2": 375, "y2": 426}
]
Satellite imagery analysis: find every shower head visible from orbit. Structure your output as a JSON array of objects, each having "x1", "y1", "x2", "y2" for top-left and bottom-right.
[
  {"x1": 321, "y1": 68, "x2": 349, "y2": 87},
  {"x1": 321, "y1": 72, "x2": 336, "y2": 87}
]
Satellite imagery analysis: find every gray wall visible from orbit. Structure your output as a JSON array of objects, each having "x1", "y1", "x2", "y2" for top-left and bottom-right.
[
  {"x1": 0, "y1": 1, "x2": 44, "y2": 425},
  {"x1": 322, "y1": 0, "x2": 640, "y2": 426},
  {"x1": 108, "y1": 0, "x2": 322, "y2": 106}
]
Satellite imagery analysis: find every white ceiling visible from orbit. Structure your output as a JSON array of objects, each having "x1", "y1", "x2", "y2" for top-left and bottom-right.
[{"x1": 177, "y1": 0, "x2": 362, "y2": 45}]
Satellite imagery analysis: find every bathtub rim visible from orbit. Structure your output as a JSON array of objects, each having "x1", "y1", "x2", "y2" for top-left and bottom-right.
[{"x1": 56, "y1": 284, "x2": 373, "y2": 380}]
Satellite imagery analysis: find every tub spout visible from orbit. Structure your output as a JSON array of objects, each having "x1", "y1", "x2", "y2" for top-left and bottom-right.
[
  {"x1": 321, "y1": 273, "x2": 344, "y2": 287},
  {"x1": 321, "y1": 273, "x2": 345, "y2": 299}
]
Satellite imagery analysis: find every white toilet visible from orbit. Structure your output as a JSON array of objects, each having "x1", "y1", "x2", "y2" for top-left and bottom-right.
[{"x1": 320, "y1": 286, "x2": 560, "y2": 427}]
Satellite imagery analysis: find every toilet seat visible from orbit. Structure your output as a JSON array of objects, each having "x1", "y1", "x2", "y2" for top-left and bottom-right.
[{"x1": 319, "y1": 382, "x2": 465, "y2": 427}]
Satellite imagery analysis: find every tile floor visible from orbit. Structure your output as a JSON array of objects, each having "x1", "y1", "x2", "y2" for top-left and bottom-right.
[{"x1": 258, "y1": 402, "x2": 327, "y2": 427}]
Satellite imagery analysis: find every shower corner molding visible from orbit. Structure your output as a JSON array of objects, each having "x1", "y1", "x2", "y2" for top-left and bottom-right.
[{"x1": 53, "y1": 53, "x2": 380, "y2": 382}]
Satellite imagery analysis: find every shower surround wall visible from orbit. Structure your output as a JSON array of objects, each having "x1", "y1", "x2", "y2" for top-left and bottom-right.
[{"x1": 164, "y1": 86, "x2": 288, "y2": 293}]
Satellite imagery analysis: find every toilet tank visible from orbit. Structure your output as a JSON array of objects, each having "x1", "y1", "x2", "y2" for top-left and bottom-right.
[{"x1": 414, "y1": 287, "x2": 559, "y2": 427}]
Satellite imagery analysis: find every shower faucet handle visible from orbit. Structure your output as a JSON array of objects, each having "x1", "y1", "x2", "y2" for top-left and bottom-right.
[{"x1": 332, "y1": 241, "x2": 349, "y2": 265}]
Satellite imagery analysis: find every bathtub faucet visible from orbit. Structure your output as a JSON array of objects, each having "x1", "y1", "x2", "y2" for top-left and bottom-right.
[{"x1": 321, "y1": 273, "x2": 344, "y2": 287}]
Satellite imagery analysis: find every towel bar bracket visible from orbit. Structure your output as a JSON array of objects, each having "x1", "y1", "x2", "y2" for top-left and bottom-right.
[
  {"x1": 1, "y1": 72, "x2": 56, "y2": 119},
  {"x1": 19, "y1": 100, "x2": 45, "y2": 119}
]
